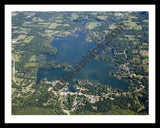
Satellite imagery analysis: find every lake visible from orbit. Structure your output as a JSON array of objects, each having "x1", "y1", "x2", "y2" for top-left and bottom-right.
[{"x1": 37, "y1": 30, "x2": 130, "y2": 91}]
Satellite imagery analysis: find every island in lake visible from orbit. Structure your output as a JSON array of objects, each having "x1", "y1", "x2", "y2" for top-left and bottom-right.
[{"x1": 12, "y1": 11, "x2": 149, "y2": 115}]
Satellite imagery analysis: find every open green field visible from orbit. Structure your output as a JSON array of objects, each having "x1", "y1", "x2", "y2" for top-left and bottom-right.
[{"x1": 23, "y1": 36, "x2": 34, "y2": 43}]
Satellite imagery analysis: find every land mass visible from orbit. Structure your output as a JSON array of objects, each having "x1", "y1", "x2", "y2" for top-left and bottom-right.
[{"x1": 12, "y1": 11, "x2": 148, "y2": 115}]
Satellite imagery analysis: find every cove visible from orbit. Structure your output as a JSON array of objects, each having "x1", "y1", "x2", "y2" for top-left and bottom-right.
[{"x1": 37, "y1": 31, "x2": 130, "y2": 90}]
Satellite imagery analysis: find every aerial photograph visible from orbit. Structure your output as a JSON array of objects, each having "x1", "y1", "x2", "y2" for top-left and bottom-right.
[{"x1": 11, "y1": 11, "x2": 149, "y2": 115}]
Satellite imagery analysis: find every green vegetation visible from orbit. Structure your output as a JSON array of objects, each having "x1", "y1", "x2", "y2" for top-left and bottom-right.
[
  {"x1": 12, "y1": 106, "x2": 66, "y2": 115},
  {"x1": 23, "y1": 36, "x2": 34, "y2": 43},
  {"x1": 85, "y1": 22, "x2": 100, "y2": 30},
  {"x1": 63, "y1": 94, "x2": 76, "y2": 110},
  {"x1": 12, "y1": 11, "x2": 148, "y2": 115}
]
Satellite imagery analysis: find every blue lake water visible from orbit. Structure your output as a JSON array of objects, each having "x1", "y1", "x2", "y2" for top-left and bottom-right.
[{"x1": 37, "y1": 31, "x2": 130, "y2": 91}]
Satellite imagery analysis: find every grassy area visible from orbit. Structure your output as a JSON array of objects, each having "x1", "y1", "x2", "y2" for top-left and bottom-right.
[
  {"x1": 85, "y1": 22, "x2": 100, "y2": 30},
  {"x1": 56, "y1": 20, "x2": 63, "y2": 23},
  {"x1": 12, "y1": 12, "x2": 18, "y2": 16},
  {"x1": 140, "y1": 50, "x2": 148, "y2": 57},
  {"x1": 12, "y1": 35, "x2": 27, "y2": 44},
  {"x1": 12, "y1": 106, "x2": 66, "y2": 115},
  {"x1": 29, "y1": 55, "x2": 36, "y2": 62},
  {"x1": 127, "y1": 21, "x2": 142, "y2": 30},
  {"x1": 108, "y1": 24, "x2": 117, "y2": 29},
  {"x1": 142, "y1": 58, "x2": 148, "y2": 65},
  {"x1": 15, "y1": 77, "x2": 24, "y2": 84},
  {"x1": 18, "y1": 35, "x2": 27, "y2": 40},
  {"x1": 49, "y1": 23, "x2": 58, "y2": 29},
  {"x1": 97, "y1": 16, "x2": 108, "y2": 20},
  {"x1": 14, "y1": 54, "x2": 21, "y2": 62},
  {"x1": 62, "y1": 31, "x2": 71, "y2": 36},
  {"x1": 32, "y1": 17, "x2": 44, "y2": 22},
  {"x1": 70, "y1": 14, "x2": 79, "y2": 20},
  {"x1": 12, "y1": 88, "x2": 17, "y2": 95},
  {"x1": 23, "y1": 36, "x2": 34, "y2": 43},
  {"x1": 24, "y1": 62, "x2": 38, "y2": 68},
  {"x1": 128, "y1": 22, "x2": 137, "y2": 28},
  {"x1": 38, "y1": 22, "x2": 50, "y2": 25},
  {"x1": 91, "y1": 12, "x2": 97, "y2": 15}
]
